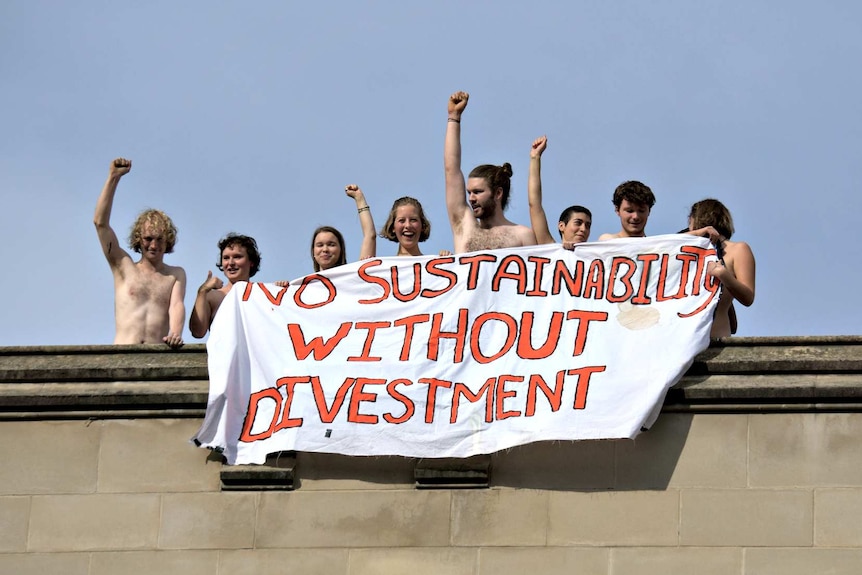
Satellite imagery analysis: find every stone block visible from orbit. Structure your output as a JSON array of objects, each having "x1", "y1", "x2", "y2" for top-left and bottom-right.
[
  {"x1": 28, "y1": 494, "x2": 160, "y2": 551},
  {"x1": 90, "y1": 550, "x2": 218, "y2": 575},
  {"x1": 219, "y1": 548, "x2": 349, "y2": 575},
  {"x1": 159, "y1": 492, "x2": 257, "y2": 549},
  {"x1": 548, "y1": 490, "x2": 679, "y2": 546},
  {"x1": 478, "y1": 547, "x2": 608, "y2": 575},
  {"x1": 296, "y1": 452, "x2": 415, "y2": 490},
  {"x1": 0, "y1": 420, "x2": 100, "y2": 495},
  {"x1": 491, "y1": 440, "x2": 615, "y2": 490},
  {"x1": 349, "y1": 548, "x2": 477, "y2": 575},
  {"x1": 749, "y1": 413, "x2": 862, "y2": 487},
  {"x1": 617, "y1": 414, "x2": 747, "y2": 489},
  {"x1": 745, "y1": 548, "x2": 862, "y2": 575},
  {"x1": 0, "y1": 553, "x2": 89, "y2": 575},
  {"x1": 99, "y1": 419, "x2": 220, "y2": 492},
  {"x1": 814, "y1": 488, "x2": 862, "y2": 546},
  {"x1": 680, "y1": 489, "x2": 812, "y2": 546},
  {"x1": 255, "y1": 490, "x2": 450, "y2": 548},
  {"x1": 611, "y1": 547, "x2": 742, "y2": 575},
  {"x1": 0, "y1": 496, "x2": 30, "y2": 552},
  {"x1": 451, "y1": 489, "x2": 548, "y2": 546}
]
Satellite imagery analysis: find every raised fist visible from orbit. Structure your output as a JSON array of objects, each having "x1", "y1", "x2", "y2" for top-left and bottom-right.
[
  {"x1": 448, "y1": 91, "x2": 469, "y2": 117},
  {"x1": 109, "y1": 157, "x2": 132, "y2": 178},
  {"x1": 531, "y1": 135, "x2": 547, "y2": 159}
]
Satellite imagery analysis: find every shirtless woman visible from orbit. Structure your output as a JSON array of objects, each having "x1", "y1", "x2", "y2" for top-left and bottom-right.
[
  {"x1": 444, "y1": 91, "x2": 537, "y2": 253},
  {"x1": 688, "y1": 198, "x2": 756, "y2": 338},
  {"x1": 94, "y1": 158, "x2": 186, "y2": 348}
]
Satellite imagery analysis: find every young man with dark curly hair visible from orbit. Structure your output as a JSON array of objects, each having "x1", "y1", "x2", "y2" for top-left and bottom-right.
[{"x1": 598, "y1": 180, "x2": 656, "y2": 240}]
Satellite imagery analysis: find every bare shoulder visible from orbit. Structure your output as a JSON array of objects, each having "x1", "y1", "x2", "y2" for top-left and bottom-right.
[
  {"x1": 598, "y1": 232, "x2": 620, "y2": 241},
  {"x1": 514, "y1": 223, "x2": 538, "y2": 246},
  {"x1": 163, "y1": 264, "x2": 187, "y2": 282},
  {"x1": 724, "y1": 240, "x2": 755, "y2": 261}
]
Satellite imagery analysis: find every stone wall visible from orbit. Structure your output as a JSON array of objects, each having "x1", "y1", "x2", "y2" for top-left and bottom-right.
[{"x1": 1, "y1": 337, "x2": 861, "y2": 574}]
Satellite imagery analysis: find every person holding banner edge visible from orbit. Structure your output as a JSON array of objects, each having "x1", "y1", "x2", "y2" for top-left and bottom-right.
[
  {"x1": 527, "y1": 135, "x2": 593, "y2": 248},
  {"x1": 444, "y1": 91, "x2": 537, "y2": 253},
  {"x1": 189, "y1": 233, "x2": 262, "y2": 338},
  {"x1": 687, "y1": 198, "x2": 755, "y2": 338}
]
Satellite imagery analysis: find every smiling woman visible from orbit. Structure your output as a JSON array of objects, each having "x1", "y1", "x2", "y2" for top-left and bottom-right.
[{"x1": 378, "y1": 197, "x2": 433, "y2": 256}]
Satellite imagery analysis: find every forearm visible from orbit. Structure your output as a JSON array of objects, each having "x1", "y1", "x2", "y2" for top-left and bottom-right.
[
  {"x1": 719, "y1": 273, "x2": 755, "y2": 307},
  {"x1": 528, "y1": 157, "x2": 554, "y2": 244},
  {"x1": 168, "y1": 300, "x2": 186, "y2": 337},
  {"x1": 189, "y1": 290, "x2": 212, "y2": 338},
  {"x1": 351, "y1": 191, "x2": 376, "y2": 259},
  {"x1": 94, "y1": 175, "x2": 120, "y2": 227},
  {"x1": 444, "y1": 118, "x2": 466, "y2": 218}
]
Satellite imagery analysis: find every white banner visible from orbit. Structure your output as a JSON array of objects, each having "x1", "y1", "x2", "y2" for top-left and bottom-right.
[{"x1": 193, "y1": 235, "x2": 719, "y2": 465}]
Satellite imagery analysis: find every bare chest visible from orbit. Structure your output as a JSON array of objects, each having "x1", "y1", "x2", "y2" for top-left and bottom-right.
[
  {"x1": 119, "y1": 269, "x2": 176, "y2": 306},
  {"x1": 463, "y1": 227, "x2": 523, "y2": 252}
]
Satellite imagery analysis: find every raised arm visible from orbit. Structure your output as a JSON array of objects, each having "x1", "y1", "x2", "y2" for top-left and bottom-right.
[
  {"x1": 345, "y1": 184, "x2": 377, "y2": 260},
  {"x1": 189, "y1": 270, "x2": 223, "y2": 339},
  {"x1": 94, "y1": 158, "x2": 133, "y2": 268},
  {"x1": 709, "y1": 242, "x2": 756, "y2": 307},
  {"x1": 164, "y1": 267, "x2": 187, "y2": 348},
  {"x1": 528, "y1": 135, "x2": 555, "y2": 244},
  {"x1": 444, "y1": 91, "x2": 470, "y2": 229}
]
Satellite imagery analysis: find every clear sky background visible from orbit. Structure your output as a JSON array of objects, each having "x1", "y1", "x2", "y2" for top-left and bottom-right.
[{"x1": 2, "y1": 1, "x2": 860, "y2": 346}]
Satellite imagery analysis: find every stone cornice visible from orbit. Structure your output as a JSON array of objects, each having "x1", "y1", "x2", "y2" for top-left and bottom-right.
[{"x1": 1, "y1": 337, "x2": 861, "y2": 419}]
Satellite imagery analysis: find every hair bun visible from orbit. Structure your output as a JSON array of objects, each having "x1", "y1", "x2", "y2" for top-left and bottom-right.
[{"x1": 500, "y1": 163, "x2": 513, "y2": 178}]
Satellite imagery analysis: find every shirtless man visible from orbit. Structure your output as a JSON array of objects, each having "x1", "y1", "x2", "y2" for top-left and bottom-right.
[
  {"x1": 190, "y1": 233, "x2": 261, "y2": 338},
  {"x1": 94, "y1": 158, "x2": 186, "y2": 347},
  {"x1": 598, "y1": 180, "x2": 655, "y2": 240},
  {"x1": 445, "y1": 91, "x2": 537, "y2": 253},
  {"x1": 527, "y1": 135, "x2": 592, "y2": 247}
]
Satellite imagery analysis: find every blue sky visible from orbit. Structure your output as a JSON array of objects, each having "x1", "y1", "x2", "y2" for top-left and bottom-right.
[{"x1": 2, "y1": 1, "x2": 860, "y2": 345}]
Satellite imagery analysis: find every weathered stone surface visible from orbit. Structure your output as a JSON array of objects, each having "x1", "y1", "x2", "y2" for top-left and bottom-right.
[
  {"x1": 814, "y1": 488, "x2": 862, "y2": 546},
  {"x1": 680, "y1": 489, "x2": 812, "y2": 546},
  {"x1": 548, "y1": 490, "x2": 680, "y2": 546},
  {"x1": 219, "y1": 549, "x2": 350, "y2": 575},
  {"x1": 611, "y1": 547, "x2": 742, "y2": 575},
  {"x1": 745, "y1": 548, "x2": 862, "y2": 575},
  {"x1": 99, "y1": 419, "x2": 220, "y2": 492},
  {"x1": 478, "y1": 547, "x2": 608, "y2": 575},
  {"x1": 349, "y1": 548, "x2": 477, "y2": 575},
  {"x1": 0, "y1": 553, "x2": 90, "y2": 575},
  {"x1": 0, "y1": 420, "x2": 100, "y2": 494},
  {"x1": 255, "y1": 490, "x2": 451, "y2": 548},
  {"x1": 451, "y1": 489, "x2": 548, "y2": 546},
  {"x1": 159, "y1": 492, "x2": 258, "y2": 549},
  {"x1": 28, "y1": 494, "x2": 161, "y2": 551},
  {"x1": 0, "y1": 496, "x2": 30, "y2": 552},
  {"x1": 90, "y1": 550, "x2": 219, "y2": 575}
]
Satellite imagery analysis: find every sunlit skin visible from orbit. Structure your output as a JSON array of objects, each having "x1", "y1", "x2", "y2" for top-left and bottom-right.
[
  {"x1": 94, "y1": 157, "x2": 186, "y2": 348},
  {"x1": 189, "y1": 244, "x2": 253, "y2": 339},
  {"x1": 313, "y1": 231, "x2": 343, "y2": 271},
  {"x1": 139, "y1": 225, "x2": 167, "y2": 263},
  {"x1": 558, "y1": 212, "x2": 592, "y2": 245},
  {"x1": 221, "y1": 245, "x2": 252, "y2": 283},
  {"x1": 466, "y1": 178, "x2": 499, "y2": 224},
  {"x1": 394, "y1": 205, "x2": 423, "y2": 256},
  {"x1": 615, "y1": 199, "x2": 650, "y2": 237}
]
